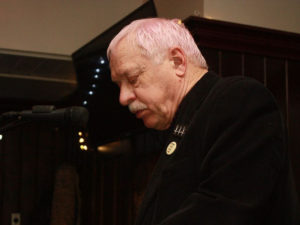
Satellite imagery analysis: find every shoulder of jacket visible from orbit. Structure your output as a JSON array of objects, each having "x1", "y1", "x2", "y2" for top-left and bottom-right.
[{"x1": 213, "y1": 75, "x2": 267, "y2": 96}]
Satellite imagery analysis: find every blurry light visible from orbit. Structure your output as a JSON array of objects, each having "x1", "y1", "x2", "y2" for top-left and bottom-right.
[
  {"x1": 79, "y1": 137, "x2": 85, "y2": 143},
  {"x1": 97, "y1": 146, "x2": 110, "y2": 152},
  {"x1": 78, "y1": 131, "x2": 83, "y2": 136},
  {"x1": 94, "y1": 74, "x2": 99, "y2": 79},
  {"x1": 80, "y1": 145, "x2": 88, "y2": 151},
  {"x1": 92, "y1": 84, "x2": 96, "y2": 88},
  {"x1": 88, "y1": 91, "x2": 94, "y2": 95},
  {"x1": 0, "y1": 134, "x2": 2, "y2": 140},
  {"x1": 97, "y1": 140, "x2": 131, "y2": 154},
  {"x1": 83, "y1": 100, "x2": 88, "y2": 106},
  {"x1": 99, "y1": 57, "x2": 106, "y2": 64},
  {"x1": 95, "y1": 68, "x2": 101, "y2": 73},
  {"x1": 204, "y1": 15, "x2": 213, "y2": 19}
]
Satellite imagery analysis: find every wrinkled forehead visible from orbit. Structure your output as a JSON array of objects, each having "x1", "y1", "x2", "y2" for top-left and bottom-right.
[
  {"x1": 110, "y1": 38, "x2": 149, "y2": 67},
  {"x1": 109, "y1": 41, "x2": 147, "y2": 80},
  {"x1": 109, "y1": 33, "x2": 136, "y2": 58},
  {"x1": 110, "y1": 42, "x2": 136, "y2": 69},
  {"x1": 110, "y1": 36, "x2": 136, "y2": 61}
]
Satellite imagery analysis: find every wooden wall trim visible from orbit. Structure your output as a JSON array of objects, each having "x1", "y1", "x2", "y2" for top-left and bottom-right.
[{"x1": 184, "y1": 16, "x2": 300, "y2": 61}]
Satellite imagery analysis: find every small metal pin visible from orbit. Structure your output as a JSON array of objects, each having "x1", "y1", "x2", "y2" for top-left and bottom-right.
[
  {"x1": 166, "y1": 141, "x2": 177, "y2": 155},
  {"x1": 173, "y1": 125, "x2": 186, "y2": 137}
]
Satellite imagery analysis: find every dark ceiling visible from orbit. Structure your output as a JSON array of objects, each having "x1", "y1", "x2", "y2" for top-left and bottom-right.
[{"x1": 0, "y1": 52, "x2": 77, "y2": 109}]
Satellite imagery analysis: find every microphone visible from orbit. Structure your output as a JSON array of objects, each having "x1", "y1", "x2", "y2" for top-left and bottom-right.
[{"x1": 1, "y1": 105, "x2": 89, "y2": 128}]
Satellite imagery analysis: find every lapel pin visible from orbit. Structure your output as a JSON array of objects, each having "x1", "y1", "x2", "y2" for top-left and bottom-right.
[
  {"x1": 166, "y1": 141, "x2": 177, "y2": 155},
  {"x1": 173, "y1": 125, "x2": 186, "y2": 137}
]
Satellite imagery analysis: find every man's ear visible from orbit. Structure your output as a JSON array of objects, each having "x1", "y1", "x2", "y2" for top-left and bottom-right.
[{"x1": 169, "y1": 47, "x2": 186, "y2": 77}]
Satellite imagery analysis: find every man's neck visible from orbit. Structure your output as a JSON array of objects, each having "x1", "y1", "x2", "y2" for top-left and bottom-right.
[{"x1": 185, "y1": 67, "x2": 208, "y2": 95}]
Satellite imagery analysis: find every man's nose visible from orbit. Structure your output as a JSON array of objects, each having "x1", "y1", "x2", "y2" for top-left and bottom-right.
[{"x1": 119, "y1": 85, "x2": 135, "y2": 106}]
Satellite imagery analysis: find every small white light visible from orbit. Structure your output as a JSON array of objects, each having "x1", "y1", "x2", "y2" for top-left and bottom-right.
[
  {"x1": 83, "y1": 100, "x2": 88, "y2": 105},
  {"x1": 94, "y1": 74, "x2": 99, "y2": 79},
  {"x1": 79, "y1": 137, "x2": 85, "y2": 143},
  {"x1": 88, "y1": 91, "x2": 94, "y2": 95},
  {"x1": 99, "y1": 56, "x2": 106, "y2": 64},
  {"x1": 78, "y1": 131, "x2": 82, "y2": 136},
  {"x1": 95, "y1": 68, "x2": 101, "y2": 73},
  {"x1": 0, "y1": 134, "x2": 2, "y2": 140},
  {"x1": 92, "y1": 84, "x2": 96, "y2": 88}
]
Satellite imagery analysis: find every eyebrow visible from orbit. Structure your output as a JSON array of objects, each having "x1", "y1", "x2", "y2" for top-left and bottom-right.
[
  {"x1": 127, "y1": 65, "x2": 145, "y2": 75},
  {"x1": 111, "y1": 65, "x2": 145, "y2": 83},
  {"x1": 123, "y1": 65, "x2": 145, "y2": 78}
]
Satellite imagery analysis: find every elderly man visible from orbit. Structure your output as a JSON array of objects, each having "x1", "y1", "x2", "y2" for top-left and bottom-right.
[{"x1": 107, "y1": 18, "x2": 299, "y2": 225}]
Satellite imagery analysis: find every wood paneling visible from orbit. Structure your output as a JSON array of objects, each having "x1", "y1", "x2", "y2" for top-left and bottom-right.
[
  {"x1": 265, "y1": 58, "x2": 287, "y2": 119},
  {"x1": 20, "y1": 124, "x2": 38, "y2": 225},
  {"x1": 288, "y1": 60, "x2": 300, "y2": 190},
  {"x1": 76, "y1": 151, "x2": 134, "y2": 225},
  {"x1": 201, "y1": 47, "x2": 220, "y2": 75},
  {"x1": 221, "y1": 51, "x2": 243, "y2": 77},
  {"x1": 244, "y1": 54, "x2": 264, "y2": 83},
  {"x1": 0, "y1": 123, "x2": 72, "y2": 225},
  {"x1": 185, "y1": 16, "x2": 300, "y2": 61},
  {"x1": 1, "y1": 128, "x2": 21, "y2": 225}
]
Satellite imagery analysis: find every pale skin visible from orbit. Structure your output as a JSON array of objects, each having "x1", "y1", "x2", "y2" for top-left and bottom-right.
[{"x1": 109, "y1": 37, "x2": 208, "y2": 130}]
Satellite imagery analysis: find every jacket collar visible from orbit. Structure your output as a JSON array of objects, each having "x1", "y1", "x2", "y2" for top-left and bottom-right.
[{"x1": 170, "y1": 71, "x2": 220, "y2": 138}]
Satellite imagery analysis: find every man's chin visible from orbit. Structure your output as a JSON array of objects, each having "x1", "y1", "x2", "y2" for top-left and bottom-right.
[
  {"x1": 135, "y1": 109, "x2": 146, "y2": 119},
  {"x1": 143, "y1": 118, "x2": 169, "y2": 131}
]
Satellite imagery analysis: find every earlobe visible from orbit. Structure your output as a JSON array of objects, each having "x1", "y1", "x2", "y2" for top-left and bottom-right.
[{"x1": 170, "y1": 48, "x2": 186, "y2": 77}]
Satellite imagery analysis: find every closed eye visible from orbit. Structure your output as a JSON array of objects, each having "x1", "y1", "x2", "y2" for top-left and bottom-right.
[{"x1": 128, "y1": 75, "x2": 138, "y2": 85}]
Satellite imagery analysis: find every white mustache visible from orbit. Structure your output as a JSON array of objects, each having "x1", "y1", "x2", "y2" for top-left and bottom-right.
[{"x1": 128, "y1": 101, "x2": 147, "y2": 114}]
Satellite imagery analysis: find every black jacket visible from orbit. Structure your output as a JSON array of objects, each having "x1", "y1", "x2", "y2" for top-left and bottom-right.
[{"x1": 135, "y1": 72, "x2": 300, "y2": 225}]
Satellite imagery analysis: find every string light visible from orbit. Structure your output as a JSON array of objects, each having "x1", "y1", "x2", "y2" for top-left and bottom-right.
[
  {"x1": 82, "y1": 100, "x2": 88, "y2": 106},
  {"x1": 94, "y1": 74, "x2": 99, "y2": 79},
  {"x1": 80, "y1": 145, "x2": 88, "y2": 151},
  {"x1": 78, "y1": 131, "x2": 88, "y2": 151},
  {"x1": 95, "y1": 68, "x2": 101, "y2": 73},
  {"x1": 99, "y1": 57, "x2": 106, "y2": 64},
  {"x1": 0, "y1": 134, "x2": 2, "y2": 140},
  {"x1": 88, "y1": 91, "x2": 94, "y2": 95}
]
